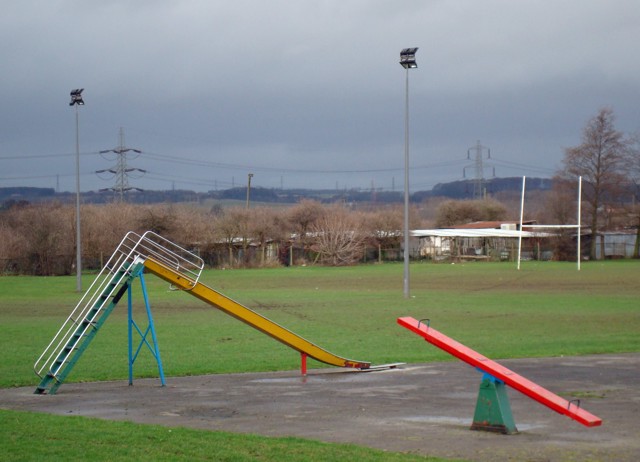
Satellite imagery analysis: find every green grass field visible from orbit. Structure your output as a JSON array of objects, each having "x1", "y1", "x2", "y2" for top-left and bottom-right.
[
  {"x1": 1, "y1": 260, "x2": 639, "y2": 461},
  {"x1": 0, "y1": 409, "x2": 447, "y2": 462},
  {"x1": 3, "y1": 260, "x2": 638, "y2": 388}
]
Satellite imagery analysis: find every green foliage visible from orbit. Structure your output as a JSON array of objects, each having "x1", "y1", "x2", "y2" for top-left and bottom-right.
[
  {"x1": 1, "y1": 261, "x2": 639, "y2": 389},
  {"x1": 0, "y1": 409, "x2": 448, "y2": 462}
]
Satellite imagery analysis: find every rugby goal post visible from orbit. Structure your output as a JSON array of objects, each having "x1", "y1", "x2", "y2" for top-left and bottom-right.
[{"x1": 517, "y1": 176, "x2": 582, "y2": 270}]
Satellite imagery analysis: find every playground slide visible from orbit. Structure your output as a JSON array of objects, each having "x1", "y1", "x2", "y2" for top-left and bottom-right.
[{"x1": 143, "y1": 256, "x2": 371, "y2": 370}]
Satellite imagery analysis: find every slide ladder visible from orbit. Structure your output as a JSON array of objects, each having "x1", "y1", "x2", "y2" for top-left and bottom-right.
[{"x1": 34, "y1": 231, "x2": 204, "y2": 394}]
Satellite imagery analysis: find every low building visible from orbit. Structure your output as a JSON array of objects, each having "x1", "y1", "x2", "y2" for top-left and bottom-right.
[
  {"x1": 412, "y1": 221, "x2": 553, "y2": 261},
  {"x1": 595, "y1": 230, "x2": 638, "y2": 259}
]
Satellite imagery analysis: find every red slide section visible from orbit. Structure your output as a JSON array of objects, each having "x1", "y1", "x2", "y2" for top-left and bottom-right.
[{"x1": 397, "y1": 316, "x2": 602, "y2": 427}]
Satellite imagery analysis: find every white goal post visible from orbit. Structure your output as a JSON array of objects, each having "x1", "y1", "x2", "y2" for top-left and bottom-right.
[{"x1": 517, "y1": 176, "x2": 582, "y2": 270}]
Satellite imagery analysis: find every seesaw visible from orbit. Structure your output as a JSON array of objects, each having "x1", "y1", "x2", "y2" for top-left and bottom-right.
[{"x1": 397, "y1": 316, "x2": 602, "y2": 434}]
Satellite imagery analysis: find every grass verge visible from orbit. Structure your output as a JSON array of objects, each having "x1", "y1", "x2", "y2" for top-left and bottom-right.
[{"x1": 0, "y1": 409, "x2": 454, "y2": 462}]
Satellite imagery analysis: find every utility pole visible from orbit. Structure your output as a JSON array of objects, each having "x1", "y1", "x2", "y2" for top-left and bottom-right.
[{"x1": 246, "y1": 173, "x2": 254, "y2": 208}]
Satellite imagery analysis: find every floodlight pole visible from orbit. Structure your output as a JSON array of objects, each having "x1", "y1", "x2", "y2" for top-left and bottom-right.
[
  {"x1": 75, "y1": 105, "x2": 82, "y2": 291},
  {"x1": 403, "y1": 67, "x2": 411, "y2": 298},
  {"x1": 400, "y1": 48, "x2": 418, "y2": 298},
  {"x1": 70, "y1": 89, "x2": 85, "y2": 292}
]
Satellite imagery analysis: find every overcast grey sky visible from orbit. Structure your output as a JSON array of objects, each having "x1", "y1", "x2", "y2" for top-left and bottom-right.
[{"x1": 1, "y1": 1, "x2": 639, "y2": 193}]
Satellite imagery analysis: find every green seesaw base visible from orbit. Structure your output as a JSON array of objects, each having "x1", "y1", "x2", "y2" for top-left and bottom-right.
[{"x1": 471, "y1": 375, "x2": 518, "y2": 435}]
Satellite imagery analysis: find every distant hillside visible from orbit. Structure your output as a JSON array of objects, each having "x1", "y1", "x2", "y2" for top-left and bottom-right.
[
  {"x1": 413, "y1": 177, "x2": 552, "y2": 201},
  {"x1": 0, "y1": 187, "x2": 56, "y2": 208},
  {"x1": 0, "y1": 177, "x2": 552, "y2": 207}
]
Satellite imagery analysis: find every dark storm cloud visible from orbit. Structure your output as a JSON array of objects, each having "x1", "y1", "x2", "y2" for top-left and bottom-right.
[{"x1": 1, "y1": 1, "x2": 639, "y2": 192}]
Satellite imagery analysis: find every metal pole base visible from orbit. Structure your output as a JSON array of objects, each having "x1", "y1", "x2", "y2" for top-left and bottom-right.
[
  {"x1": 470, "y1": 374, "x2": 518, "y2": 435},
  {"x1": 301, "y1": 352, "x2": 307, "y2": 376}
]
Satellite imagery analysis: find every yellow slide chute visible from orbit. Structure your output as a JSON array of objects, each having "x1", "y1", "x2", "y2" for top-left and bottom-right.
[{"x1": 143, "y1": 257, "x2": 371, "y2": 370}]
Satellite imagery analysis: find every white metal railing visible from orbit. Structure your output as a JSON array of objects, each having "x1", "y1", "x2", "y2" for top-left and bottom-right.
[
  {"x1": 34, "y1": 231, "x2": 204, "y2": 379},
  {"x1": 123, "y1": 231, "x2": 204, "y2": 285}
]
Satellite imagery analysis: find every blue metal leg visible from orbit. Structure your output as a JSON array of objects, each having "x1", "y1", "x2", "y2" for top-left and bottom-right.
[
  {"x1": 139, "y1": 273, "x2": 165, "y2": 386},
  {"x1": 127, "y1": 271, "x2": 166, "y2": 387}
]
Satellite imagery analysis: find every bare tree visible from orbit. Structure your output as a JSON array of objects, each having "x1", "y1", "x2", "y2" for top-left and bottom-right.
[
  {"x1": 0, "y1": 206, "x2": 29, "y2": 273},
  {"x1": 136, "y1": 205, "x2": 178, "y2": 240},
  {"x1": 213, "y1": 207, "x2": 250, "y2": 267},
  {"x1": 310, "y1": 205, "x2": 366, "y2": 266},
  {"x1": 173, "y1": 205, "x2": 217, "y2": 250},
  {"x1": 248, "y1": 206, "x2": 286, "y2": 266},
  {"x1": 542, "y1": 178, "x2": 581, "y2": 260},
  {"x1": 0, "y1": 203, "x2": 75, "y2": 275},
  {"x1": 286, "y1": 199, "x2": 325, "y2": 264},
  {"x1": 94, "y1": 203, "x2": 145, "y2": 255},
  {"x1": 560, "y1": 108, "x2": 629, "y2": 259},
  {"x1": 366, "y1": 205, "x2": 403, "y2": 257},
  {"x1": 418, "y1": 197, "x2": 445, "y2": 227},
  {"x1": 435, "y1": 199, "x2": 507, "y2": 228},
  {"x1": 547, "y1": 177, "x2": 579, "y2": 225}
]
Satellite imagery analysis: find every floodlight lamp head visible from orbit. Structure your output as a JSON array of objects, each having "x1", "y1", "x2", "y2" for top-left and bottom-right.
[
  {"x1": 399, "y1": 48, "x2": 418, "y2": 69},
  {"x1": 69, "y1": 88, "x2": 85, "y2": 106}
]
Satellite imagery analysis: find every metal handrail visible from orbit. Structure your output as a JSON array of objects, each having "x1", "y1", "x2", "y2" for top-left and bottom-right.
[{"x1": 34, "y1": 231, "x2": 204, "y2": 379}]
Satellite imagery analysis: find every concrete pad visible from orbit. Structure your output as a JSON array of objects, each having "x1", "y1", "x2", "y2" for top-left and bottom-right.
[{"x1": 2, "y1": 353, "x2": 639, "y2": 461}]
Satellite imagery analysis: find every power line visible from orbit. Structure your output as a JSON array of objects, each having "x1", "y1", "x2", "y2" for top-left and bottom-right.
[
  {"x1": 140, "y1": 150, "x2": 470, "y2": 174},
  {"x1": 2, "y1": 142, "x2": 559, "y2": 194},
  {"x1": 490, "y1": 157, "x2": 557, "y2": 175},
  {"x1": 0, "y1": 151, "x2": 97, "y2": 160}
]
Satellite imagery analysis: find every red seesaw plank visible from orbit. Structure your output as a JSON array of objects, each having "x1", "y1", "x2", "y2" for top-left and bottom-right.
[{"x1": 397, "y1": 316, "x2": 602, "y2": 427}]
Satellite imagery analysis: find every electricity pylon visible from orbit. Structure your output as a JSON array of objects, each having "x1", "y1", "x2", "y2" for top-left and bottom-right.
[{"x1": 97, "y1": 128, "x2": 145, "y2": 202}]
